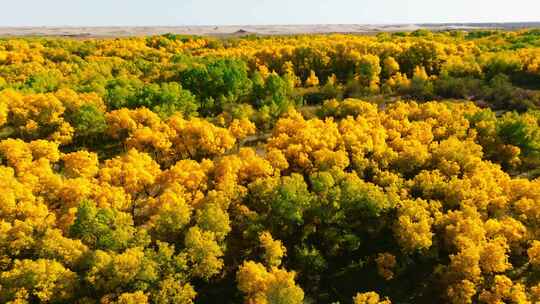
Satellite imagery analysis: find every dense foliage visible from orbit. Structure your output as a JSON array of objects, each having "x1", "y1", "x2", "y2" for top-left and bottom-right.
[{"x1": 1, "y1": 30, "x2": 540, "y2": 303}]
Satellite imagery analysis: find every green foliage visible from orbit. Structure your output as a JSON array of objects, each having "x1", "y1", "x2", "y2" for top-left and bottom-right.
[
  {"x1": 129, "y1": 82, "x2": 198, "y2": 118},
  {"x1": 434, "y1": 75, "x2": 482, "y2": 99},
  {"x1": 252, "y1": 73, "x2": 291, "y2": 109},
  {"x1": 68, "y1": 104, "x2": 107, "y2": 139},
  {"x1": 272, "y1": 174, "x2": 314, "y2": 225},
  {"x1": 183, "y1": 226, "x2": 224, "y2": 280},
  {"x1": 24, "y1": 69, "x2": 63, "y2": 93},
  {"x1": 69, "y1": 201, "x2": 142, "y2": 251},
  {"x1": 339, "y1": 175, "x2": 394, "y2": 217},
  {"x1": 105, "y1": 76, "x2": 143, "y2": 109},
  {"x1": 249, "y1": 174, "x2": 314, "y2": 231},
  {"x1": 408, "y1": 73, "x2": 435, "y2": 100},
  {"x1": 497, "y1": 112, "x2": 540, "y2": 156},
  {"x1": 180, "y1": 58, "x2": 252, "y2": 114},
  {"x1": 398, "y1": 41, "x2": 442, "y2": 75}
]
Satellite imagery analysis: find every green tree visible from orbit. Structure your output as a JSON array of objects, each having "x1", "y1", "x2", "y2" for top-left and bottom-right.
[
  {"x1": 128, "y1": 82, "x2": 198, "y2": 118},
  {"x1": 68, "y1": 104, "x2": 107, "y2": 141},
  {"x1": 180, "y1": 58, "x2": 252, "y2": 114},
  {"x1": 69, "y1": 201, "x2": 144, "y2": 251}
]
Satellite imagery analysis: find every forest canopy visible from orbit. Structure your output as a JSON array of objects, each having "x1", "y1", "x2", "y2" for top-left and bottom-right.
[{"x1": 1, "y1": 29, "x2": 540, "y2": 303}]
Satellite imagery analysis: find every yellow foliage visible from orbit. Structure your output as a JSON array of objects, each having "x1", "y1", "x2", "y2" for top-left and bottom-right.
[
  {"x1": 0, "y1": 259, "x2": 77, "y2": 303},
  {"x1": 237, "y1": 261, "x2": 304, "y2": 304},
  {"x1": 169, "y1": 115, "x2": 236, "y2": 160},
  {"x1": 229, "y1": 118, "x2": 257, "y2": 141},
  {"x1": 99, "y1": 149, "x2": 161, "y2": 195},
  {"x1": 114, "y1": 291, "x2": 149, "y2": 304},
  {"x1": 305, "y1": 70, "x2": 319, "y2": 87},
  {"x1": 353, "y1": 291, "x2": 391, "y2": 304},
  {"x1": 394, "y1": 199, "x2": 435, "y2": 251},
  {"x1": 528, "y1": 240, "x2": 540, "y2": 268},
  {"x1": 0, "y1": 33, "x2": 539, "y2": 304},
  {"x1": 259, "y1": 231, "x2": 286, "y2": 267},
  {"x1": 184, "y1": 226, "x2": 224, "y2": 279},
  {"x1": 61, "y1": 150, "x2": 99, "y2": 178},
  {"x1": 375, "y1": 253, "x2": 396, "y2": 280},
  {"x1": 478, "y1": 275, "x2": 529, "y2": 304}
]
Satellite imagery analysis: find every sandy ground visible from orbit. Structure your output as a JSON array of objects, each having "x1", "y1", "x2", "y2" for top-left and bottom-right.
[{"x1": 0, "y1": 23, "x2": 538, "y2": 38}]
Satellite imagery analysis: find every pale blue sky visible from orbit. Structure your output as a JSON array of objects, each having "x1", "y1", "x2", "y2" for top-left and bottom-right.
[{"x1": 2, "y1": 0, "x2": 539, "y2": 26}]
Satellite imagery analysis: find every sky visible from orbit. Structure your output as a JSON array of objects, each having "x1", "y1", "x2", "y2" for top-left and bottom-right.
[{"x1": 1, "y1": 0, "x2": 539, "y2": 26}]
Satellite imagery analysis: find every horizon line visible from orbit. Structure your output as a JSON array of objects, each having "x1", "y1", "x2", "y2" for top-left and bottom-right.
[{"x1": 1, "y1": 21, "x2": 540, "y2": 28}]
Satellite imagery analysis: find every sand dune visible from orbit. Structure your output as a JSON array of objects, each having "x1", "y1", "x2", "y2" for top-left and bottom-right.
[{"x1": 0, "y1": 23, "x2": 538, "y2": 38}]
